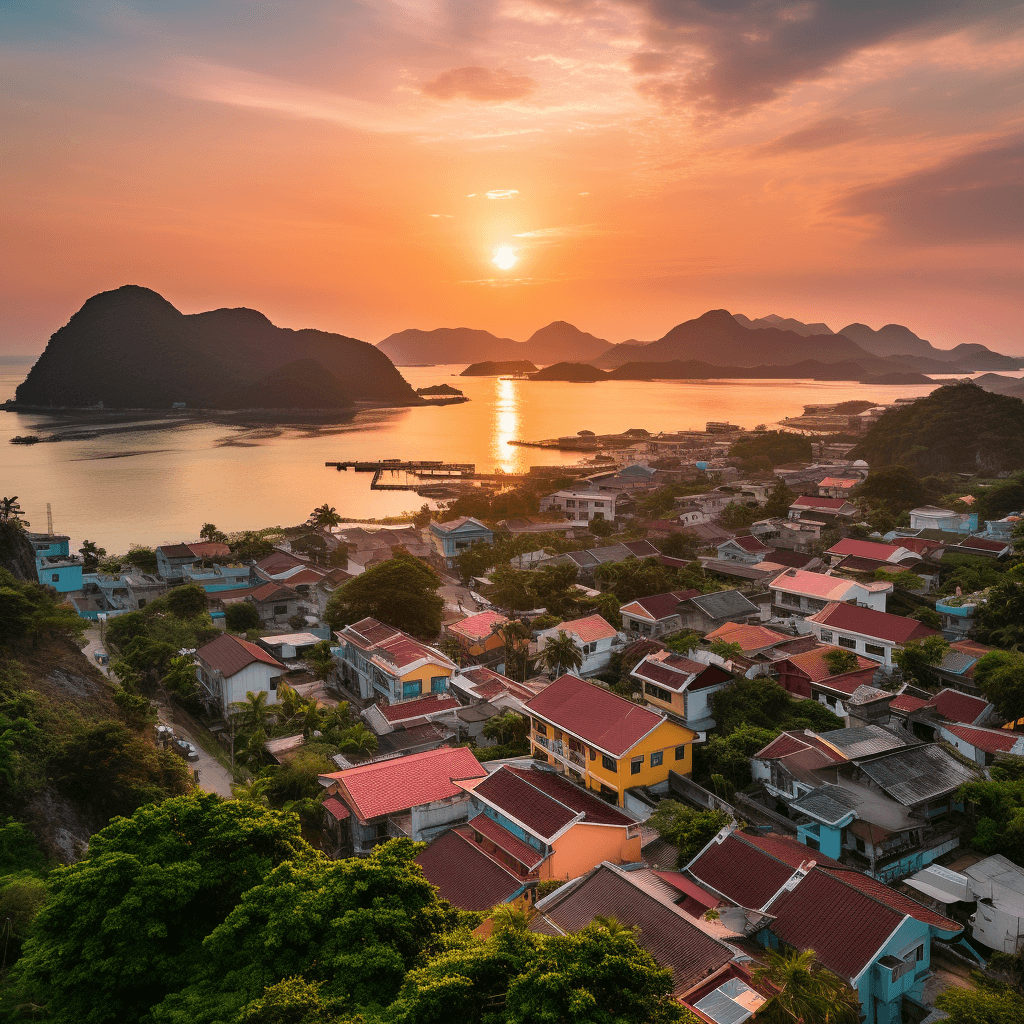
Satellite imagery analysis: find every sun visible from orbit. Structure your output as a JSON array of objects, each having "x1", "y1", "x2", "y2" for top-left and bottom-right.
[{"x1": 493, "y1": 246, "x2": 517, "y2": 270}]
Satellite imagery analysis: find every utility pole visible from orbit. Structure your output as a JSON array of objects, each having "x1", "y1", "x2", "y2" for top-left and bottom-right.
[{"x1": 46, "y1": 502, "x2": 53, "y2": 534}]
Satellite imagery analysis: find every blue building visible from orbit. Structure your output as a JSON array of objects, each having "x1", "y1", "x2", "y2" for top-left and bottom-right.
[
  {"x1": 688, "y1": 828, "x2": 964, "y2": 1024},
  {"x1": 27, "y1": 532, "x2": 83, "y2": 594},
  {"x1": 428, "y1": 516, "x2": 493, "y2": 568}
]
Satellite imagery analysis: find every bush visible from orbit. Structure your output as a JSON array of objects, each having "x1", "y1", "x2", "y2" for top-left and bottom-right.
[{"x1": 225, "y1": 602, "x2": 261, "y2": 633}]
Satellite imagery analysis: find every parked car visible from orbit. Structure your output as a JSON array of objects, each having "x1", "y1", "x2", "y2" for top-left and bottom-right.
[
  {"x1": 94, "y1": 649, "x2": 109, "y2": 666},
  {"x1": 172, "y1": 738, "x2": 200, "y2": 762}
]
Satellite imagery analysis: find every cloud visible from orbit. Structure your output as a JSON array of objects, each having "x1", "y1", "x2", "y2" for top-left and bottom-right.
[
  {"x1": 485, "y1": 189, "x2": 520, "y2": 199},
  {"x1": 421, "y1": 65, "x2": 536, "y2": 102},
  {"x1": 833, "y1": 133, "x2": 1024, "y2": 244},
  {"x1": 760, "y1": 115, "x2": 871, "y2": 154},
  {"x1": 537, "y1": 0, "x2": 1018, "y2": 113}
]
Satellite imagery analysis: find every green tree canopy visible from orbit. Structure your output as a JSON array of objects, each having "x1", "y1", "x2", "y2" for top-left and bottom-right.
[
  {"x1": 225, "y1": 601, "x2": 261, "y2": 633},
  {"x1": 935, "y1": 983, "x2": 1024, "y2": 1024},
  {"x1": 975, "y1": 650, "x2": 1024, "y2": 725},
  {"x1": 540, "y1": 630, "x2": 583, "y2": 677},
  {"x1": 892, "y1": 635, "x2": 950, "y2": 687},
  {"x1": 852, "y1": 465, "x2": 929, "y2": 514},
  {"x1": 647, "y1": 802, "x2": 730, "y2": 867},
  {"x1": 325, "y1": 553, "x2": 444, "y2": 638},
  {"x1": 728, "y1": 431, "x2": 812, "y2": 469},
  {"x1": 164, "y1": 584, "x2": 210, "y2": 619}
]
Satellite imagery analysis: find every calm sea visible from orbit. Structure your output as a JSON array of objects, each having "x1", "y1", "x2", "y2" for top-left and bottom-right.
[{"x1": 1, "y1": 360, "x2": 1016, "y2": 552}]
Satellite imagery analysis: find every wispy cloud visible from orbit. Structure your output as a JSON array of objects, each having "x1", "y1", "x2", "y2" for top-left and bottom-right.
[{"x1": 422, "y1": 65, "x2": 536, "y2": 102}]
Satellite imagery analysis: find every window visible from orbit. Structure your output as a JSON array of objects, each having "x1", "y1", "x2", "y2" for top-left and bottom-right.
[
  {"x1": 565, "y1": 499, "x2": 576, "y2": 508},
  {"x1": 865, "y1": 643, "x2": 885, "y2": 657},
  {"x1": 838, "y1": 636, "x2": 857, "y2": 650},
  {"x1": 820, "y1": 630, "x2": 834, "y2": 643},
  {"x1": 804, "y1": 835, "x2": 820, "y2": 851},
  {"x1": 430, "y1": 676, "x2": 447, "y2": 693},
  {"x1": 675, "y1": 745, "x2": 688, "y2": 761},
  {"x1": 602, "y1": 754, "x2": 616, "y2": 772},
  {"x1": 269, "y1": 677, "x2": 279, "y2": 691},
  {"x1": 535, "y1": 721, "x2": 548, "y2": 736},
  {"x1": 915, "y1": 944, "x2": 925, "y2": 963},
  {"x1": 589, "y1": 748, "x2": 597, "y2": 761},
  {"x1": 650, "y1": 750, "x2": 663, "y2": 767},
  {"x1": 403, "y1": 680, "x2": 423, "y2": 699},
  {"x1": 273, "y1": 604, "x2": 287, "y2": 615},
  {"x1": 644, "y1": 681, "x2": 673, "y2": 703},
  {"x1": 51, "y1": 573, "x2": 60, "y2": 582},
  {"x1": 630, "y1": 756, "x2": 643, "y2": 775}
]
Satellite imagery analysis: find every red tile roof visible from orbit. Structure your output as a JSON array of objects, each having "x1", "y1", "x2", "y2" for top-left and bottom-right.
[
  {"x1": 754, "y1": 731, "x2": 847, "y2": 763},
  {"x1": 547, "y1": 613, "x2": 619, "y2": 643},
  {"x1": 929, "y1": 688, "x2": 991, "y2": 725},
  {"x1": 621, "y1": 590, "x2": 699, "y2": 621},
  {"x1": 806, "y1": 602, "x2": 940, "y2": 645},
  {"x1": 196, "y1": 633, "x2": 284, "y2": 678},
  {"x1": 890, "y1": 693, "x2": 930, "y2": 713},
  {"x1": 322, "y1": 795, "x2": 350, "y2": 821},
  {"x1": 790, "y1": 496, "x2": 853, "y2": 511},
  {"x1": 250, "y1": 581, "x2": 301, "y2": 603},
  {"x1": 447, "y1": 610, "x2": 509, "y2": 641},
  {"x1": 504, "y1": 766, "x2": 634, "y2": 827},
  {"x1": 471, "y1": 767, "x2": 578, "y2": 840},
  {"x1": 943, "y1": 724, "x2": 1021, "y2": 754},
  {"x1": 159, "y1": 543, "x2": 196, "y2": 559},
  {"x1": 256, "y1": 551, "x2": 306, "y2": 575},
  {"x1": 375, "y1": 693, "x2": 461, "y2": 723},
  {"x1": 526, "y1": 674, "x2": 668, "y2": 756},
  {"x1": 960, "y1": 536, "x2": 1009, "y2": 552},
  {"x1": 782, "y1": 646, "x2": 878, "y2": 684},
  {"x1": 651, "y1": 871, "x2": 720, "y2": 909},
  {"x1": 415, "y1": 827, "x2": 525, "y2": 910},
  {"x1": 730, "y1": 535, "x2": 770, "y2": 553},
  {"x1": 704, "y1": 621, "x2": 792, "y2": 651},
  {"x1": 468, "y1": 811, "x2": 546, "y2": 868},
  {"x1": 827, "y1": 538, "x2": 906, "y2": 561},
  {"x1": 187, "y1": 541, "x2": 232, "y2": 559},
  {"x1": 324, "y1": 746, "x2": 485, "y2": 822}
]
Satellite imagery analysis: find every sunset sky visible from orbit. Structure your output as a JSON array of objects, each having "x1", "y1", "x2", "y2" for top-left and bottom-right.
[{"x1": 3, "y1": 1, "x2": 1022, "y2": 355}]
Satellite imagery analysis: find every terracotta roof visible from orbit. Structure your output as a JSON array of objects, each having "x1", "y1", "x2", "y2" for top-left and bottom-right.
[
  {"x1": 754, "y1": 731, "x2": 847, "y2": 763},
  {"x1": 782, "y1": 646, "x2": 877, "y2": 684},
  {"x1": 341, "y1": 617, "x2": 403, "y2": 648},
  {"x1": 277, "y1": 568, "x2": 327, "y2": 587},
  {"x1": 504, "y1": 766, "x2": 634, "y2": 827},
  {"x1": 943, "y1": 724, "x2": 1023, "y2": 754},
  {"x1": 415, "y1": 827, "x2": 524, "y2": 911},
  {"x1": 526, "y1": 674, "x2": 668, "y2": 756},
  {"x1": 187, "y1": 541, "x2": 232, "y2": 559},
  {"x1": 828, "y1": 538, "x2": 907, "y2": 561},
  {"x1": 453, "y1": 666, "x2": 542, "y2": 703},
  {"x1": 467, "y1": 811, "x2": 546, "y2": 868},
  {"x1": 620, "y1": 590, "x2": 699, "y2": 621},
  {"x1": 250, "y1": 581, "x2": 301, "y2": 603},
  {"x1": 770, "y1": 568, "x2": 887, "y2": 600},
  {"x1": 196, "y1": 633, "x2": 284, "y2": 677},
  {"x1": 890, "y1": 693, "x2": 930, "y2": 713},
  {"x1": 538, "y1": 864, "x2": 734, "y2": 994},
  {"x1": 729, "y1": 535, "x2": 770, "y2": 553},
  {"x1": 375, "y1": 693, "x2": 461, "y2": 723},
  {"x1": 928, "y1": 688, "x2": 991, "y2": 725},
  {"x1": 471, "y1": 767, "x2": 578, "y2": 840},
  {"x1": 322, "y1": 795, "x2": 350, "y2": 821},
  {"x1": 323, "y1": 746, "x2": 485, "y2": 822},
  {"x1": 818, "y1": 477, "x2": 859, "y2": 488},
  {"x1": 960, "y1": 536, "x2": 1009, "y2": 552},
  {"x1": 704, "y1": 621, "x2": 791, "y2": 651},
  {"x1": 255, "y1": 551, "x2": 305, "y2": 575},
  {"x1": 447, "y1": 610, "x2": 509, "y2": 641},
  {"x1": 547, "y1": 613, "x2": 619, "y2": 643},
  {"x1": 159, "y1": 543, "x2": 195, "y2": 559},
  {"x1": 806, "y1": 602, "x2": 940, "y2": 645}
]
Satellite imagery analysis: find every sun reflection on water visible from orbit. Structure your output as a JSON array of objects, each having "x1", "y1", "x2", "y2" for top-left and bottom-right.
[{"x1": 493, "y1": 376, "x2": 520, "y2": 474}]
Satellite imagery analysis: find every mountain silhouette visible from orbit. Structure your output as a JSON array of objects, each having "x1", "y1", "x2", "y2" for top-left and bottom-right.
[{"x1": 14, "y1": 286, "x2": 418, "y2": 410}]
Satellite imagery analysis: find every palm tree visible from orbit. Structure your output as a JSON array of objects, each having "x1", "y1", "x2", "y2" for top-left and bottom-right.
[
  {"x1": 540, "y1": 630, "x2": 583, "y2": 677},
  {"x1": 483, "y1": 710, "x2": 527, "y2": 746},
  {"x1": 339, "y1": 723, "x2": 378, "y2": 759},
  {"x1": 752, "y1": 949, "x2": 860, "y2": 1024},
  {"x1": 232, "y1": 690, "x2": 270, "y2": 733},
  {"x1": 591, "y1": 915, "x2": 636, "y2": 937},
  {"x1": 275, "y1": 682, "x2": 305, "y2": 722},
  {"x1": 0, "y1": 497, "x2": 28, "y2": 527},
  {"x1": 299, "y1": 698, "x2": 323, "y2": 740},
  {"x1": 490, "y1": 905, "x2": 531, "y2": 934},
  {"x1": 230, "y1": 773, "x2": 275, "y2": 806},
  {"x1": 439, "y1": 633, "x2": 464, "y2": 667},
  {"x1": 307, "y1": 640, "x2": 335, "y2": 681},
  {"x1": 308, "y1": 504, "x2": 342, "y2": 533}
]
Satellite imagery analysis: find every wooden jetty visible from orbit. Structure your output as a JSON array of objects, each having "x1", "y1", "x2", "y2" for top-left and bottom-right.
[{"x1": 325, "y1": 459, "x2": 475, "y2": 491}]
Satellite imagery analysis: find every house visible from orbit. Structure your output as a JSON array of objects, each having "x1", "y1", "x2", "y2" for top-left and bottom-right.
[
  {"x1": 701, "y1": 621, "x2": 821, "y2": 678},
  {"x1": 947, "y1": 535, "x2": 1013, "y2": 559},
  {"x1": 311, "y1": 568, "x2": 353, "y2": 619},
  {"x1": 78, "y1": 571, "x2": 169, "y2": 613},
  {"x1": 183, "y1": 563, "x2": 255, "y2": 592},
  {"x1": 532, "y1": 862, "x2": 737, "y2": 996},
  {"x1": 630, "y1": 650, "x2": 734, "y2": 739},
  {"x1": 826, "y1": 538, "x2": 921, "y2": 567},
  {"x1": 619, "y1": 590, "x2": 701, "y2": 638},
  {"x1": 804, "y1": 602, "x2": 939, "y2": 668},
  {"x1": 769, "y1": 568, "x2": 892, "y2": 617},
  {"x1": 362, "y1": 691, "x2": 461, "y2": 736},
  {"x1": 909, "y1": 507, "x2": 978, "y2": 533},
  {"x1": 194, "y1": 633, "x2": 286, "y2": 715},
  {"x1": 891, "y1": 687, "x2": 997, "y2": 743},
  {"x1": 582, "y1": 463, "x2": 657, "y2": 491},
  {"x1": 27, "y1": 532, "x2": 83, "y2": 593},
  {"x1": 938, "y1": 723, "x2": 1024, "y2": 766},
  {"x1": 449, "y1": 665, "x2": 549, "y2": 713},
  {"x1": 818, "y1": 477, "x2": 860, "y2": 498},
  {"x1": 526, "y1": 673, "x2": 698, "y2": 808},
  {"x1": 984, "y1": 514, "x2": 1022, "y2": 542},
  {"x1": 318, "y1": 746, "x2": 486, "y2": 856},
  {"x1": 539, "y1": 488, "x2": 618, "y2": 523},
  {"x1": 445, "y1": 609, "x2": 509, "y2": 667},
  {"x1": 686, "y1": 828, "x2": 962, "y2": 1024},
  {"x1": 535, "y1": 614, "x2": 621, "y2": 675},
  {"x1": 716, "y1": 535, "x2": 771, "y2": 563},
  {"x1": 254, "y1": 550, "x2": 307, "y2": 579},
  {"x1": 421, "y1": 765, "x2": 643, "y2": 896},
  {"x1": 931, "y1": 638, "x2": 996, "y2": 693},
  {"x1": 256, "y1": 631, "x2": 325, "y2": 661},
  {"x1": 963, "y1": 855, "x2": 1024, "y2": 954},
  {"x1": 787, "y1": 496, "x2": 858, "y2": 522},
  {"x1": 429, "y1": 516, "x2": 494, "y2": 567},
  {"x1": 675, "y1": 490, "x2": 734, "y2": 518},
  {"x1": 774, "y1": 645, "x2": 881, "y2": 707},
  {"x1": 247, "y1": 582, "x2": 311, "y2": 625},
  {"x1": 752, "y1": 516, "x2": 823, "y2": 553},
  {"x1": 156, "y1": 541, "x2": 232, "y2": 580},
  {"x1": 751, "y1": 730, "x2": 979, "y2": 882},
  {"x1": 676, "y1": 590, "x2": 759, "y2": 632}
]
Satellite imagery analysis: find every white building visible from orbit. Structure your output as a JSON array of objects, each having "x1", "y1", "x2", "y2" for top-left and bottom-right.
[
  {"x1": 195, "y1": 633, "x2": 286, "y2": 715},
  {"x1": 908, "y1": 506, "x2": 976, "y2": 533},
  {"x1": 536, "y1": 614, "x2": 622, "y2": 674},
  {"x1": 769, "y1": 568, "x2": 892, "y2": 618},
  {"x1": 803, "y1": 602, "x2": 940, "y2": 668},
  {"x1": 539, "y1": 489, "x2": 618, "y2": 523}
]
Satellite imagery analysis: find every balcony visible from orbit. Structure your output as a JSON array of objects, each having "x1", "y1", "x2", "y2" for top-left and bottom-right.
[
  {"x1": 935, "y1": 599, "x2": 977, "y2": 619},
  {"x1": 534, "y1": 734, "x2": 586, "y2": 771},
  {"x1": 874, "y1": 956, "x2": 921, "y2": 1003}
]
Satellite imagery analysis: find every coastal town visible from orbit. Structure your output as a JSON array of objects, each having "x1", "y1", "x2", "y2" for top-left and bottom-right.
[{"x1": 5, "y1": 382, "x2": 1024, "y2": 1024}]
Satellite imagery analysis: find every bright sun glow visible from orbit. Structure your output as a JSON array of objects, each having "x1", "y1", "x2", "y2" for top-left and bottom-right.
[{"x1": 493, "y1": 246, "x2": 517, "y2": 270}]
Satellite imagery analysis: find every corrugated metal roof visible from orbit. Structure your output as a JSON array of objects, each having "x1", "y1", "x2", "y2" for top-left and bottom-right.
[
  {"x1": 816, "y1": 725, "x2": 912, "y2": 759},
  {"x1": 855, "y1": 743, "x2": 979, "y2": 805},
  {"x1": 791, "y1": 784, "x2": 858, "y2": 825},
  {"x1": 688, "y1": 590, "x2": 759, "y2": 621}
]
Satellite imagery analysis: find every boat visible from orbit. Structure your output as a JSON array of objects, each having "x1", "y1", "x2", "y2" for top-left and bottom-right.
[{"x1": 9, "y1": 435, "x2": 41, "y2": 444}]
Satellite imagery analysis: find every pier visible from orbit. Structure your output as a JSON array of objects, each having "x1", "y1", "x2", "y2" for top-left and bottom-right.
[{"x1": 326, "y1": 459, "x2": 476, "y2": 491}]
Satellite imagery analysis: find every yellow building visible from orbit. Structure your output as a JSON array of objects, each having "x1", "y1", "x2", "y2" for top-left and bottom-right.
[
  {"x1": 525, "y1": 673, "x2": 697, "y2": 806},
  {"x1": 445, "y1": 609, "x2": 509, "y2": 667}
]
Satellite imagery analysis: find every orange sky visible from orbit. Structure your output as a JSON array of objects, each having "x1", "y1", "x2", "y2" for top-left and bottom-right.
[{"x1": 3, "y1": 1, "x2": 1022, "y2": 354}]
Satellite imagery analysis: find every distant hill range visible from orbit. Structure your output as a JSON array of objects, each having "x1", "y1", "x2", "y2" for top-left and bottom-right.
[
  {"x1": 380, "y1": 308, "x2": 1021, "y2": 374},
  {"x1": 379, "y1": 321, "x2": 611, "y2": 366},
  {"x1": 13, "y1": 286, "x2": 418, "y2": 412}
]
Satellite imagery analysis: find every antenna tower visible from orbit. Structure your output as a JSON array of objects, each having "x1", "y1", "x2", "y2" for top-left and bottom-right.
[{"x1": 47, "y1": 502, "x2": 53, "y2": 534}]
